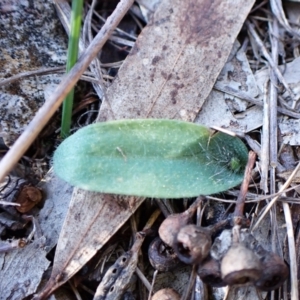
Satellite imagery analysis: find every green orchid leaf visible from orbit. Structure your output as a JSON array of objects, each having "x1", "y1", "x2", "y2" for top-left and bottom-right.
[{"x1": 53, "y1": 119, "x2": 248, "y2": 198}]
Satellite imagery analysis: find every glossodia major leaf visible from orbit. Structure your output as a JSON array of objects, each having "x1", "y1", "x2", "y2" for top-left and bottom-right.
[{"x1": 53, "y1": 119, "x2": 248, "y2": 198}]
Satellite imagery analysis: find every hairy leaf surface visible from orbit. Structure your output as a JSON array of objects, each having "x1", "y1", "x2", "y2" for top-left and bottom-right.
[{"x1": 54, "y1": 119, "x2": 248, "y2": 198}]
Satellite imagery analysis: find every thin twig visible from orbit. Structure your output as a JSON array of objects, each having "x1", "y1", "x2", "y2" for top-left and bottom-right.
[
  {"x1": 0, "y1": 239, "x2": 26, "y2": 253},
  {"x1": 207, "y1": 194, "x2": 300, "y2": 204},
  {"x1": 136, "y1": 267, "x2": 152, "y2": 292},
  {"x1": 282, "y1": 201, "x2": 298, "y2": 300},
  {"x1": 181, "y1": 267, "x2": 196, "y2": 300},
  {"x1": 234, "y1": 151, "x2": 256, "y2": 219},
  {"x1": 270, "y1": 0, "x2": 300, "y2": 39},
  {"x1": 214, "y1": 85, "x2": 300, "y2": 119},
  {"x1": 0, "y1": 201, "x2": 20, "y2": 206},
  {"x1": 0, "y1": 67, "x2": 65, "y2": 87},
  {"x1": 269, "y1": 17, "x2": 280, "y2": 271},
  {"x1": 269, "y1": 18, "x2": 279, "y2": 168},
  {"x1": 147, "y1": 270, "x2": 158, "y2": 300},
  {"x1": 68, "y1": 281, "x2": 83, "y2": 300},
  {"x1": 0, "y1": 67, "x2": 111, "y2": 87},
  {"x1": 0, "y1": 0, "x2": 135, "y2": 182},
  {"x1": 252, "y1": 161, "x2": 300, "y2": 231},
  {"x1": 154, "y1": 199, "x2": 174, "y2": 217},
  {"x1": 260, "y1": 81, "x2": 269, "y2": 193},
  {"x1": 246, "y1": 20, "x2": 297, "y2": 107}
]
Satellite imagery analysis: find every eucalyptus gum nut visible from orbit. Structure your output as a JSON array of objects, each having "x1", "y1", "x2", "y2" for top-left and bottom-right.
[
  {"x1": 158, "y1": 207, "x2": 196, "y2": 247},
  {"x1": 197, "y1": 256, "x2": 226, "y2": 287},
  {"x1": 174, "y1": 224, "x2": 212, "y2": 265},
  {"x1": 221, "y1": 243, "x2": 261, "y2": 286},
  {"x1": 254, "y1": 249, "x2": 289, "y2": 291},
  {"x1": 158, "y1": 213, "x2": 190, "y2": 247},
  {"x1": 148, "y1": 237, "x2": 180, "y2": 272},
  {"x1": 243, "y1": 235, "x2": 289, "y2": 291},
  {"x1": 151, "y1": 288, "x2": 180, "y2": 300},
  {"x1": 53, "y1": 119, "x2": 248, "y2": 198}
]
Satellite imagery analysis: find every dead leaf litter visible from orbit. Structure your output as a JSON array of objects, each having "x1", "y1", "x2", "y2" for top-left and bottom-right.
[{"x1": 0, "y1": 0, "x2": 300, "y2": 299}]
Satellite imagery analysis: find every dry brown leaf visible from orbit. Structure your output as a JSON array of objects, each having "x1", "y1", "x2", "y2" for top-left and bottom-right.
[
  {"x1": 196, "y1": 41, "x2": 262, "y2": 132},
  {"x1": 99, "y1": 0, "x2": 255, "y2": 122},
  {"x1": 37, "y1": 169, "x2": 74, "y2": 252},
  {"x1": 0, "y1": 237, "x2": 50, "y2": 300},
  {"x1": 37, "y1": 0, "x2": 255, "y2": 297},
  {"x1": 255, "y1": 56, "x2": 300, "y2": 145}
]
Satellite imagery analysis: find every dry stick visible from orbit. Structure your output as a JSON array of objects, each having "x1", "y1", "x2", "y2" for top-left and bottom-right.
[
  {"x1": 159, "y1": 199, "x2": 178, "y2": 216},
  {"x1": 68, "y1": 281, "x2": 82, "y2": 300},
  {"x1": 137, "y1": 209, "x2": 161, "y2": 299},
  {"x1": 244, "y1": 135, "x2": 261, "y2": 157},
  {"x1": 207, "y1": 194, "x2": 300, "y2": 204},
  {"x1": 147, "y1": 270, "x2": 158, "y2": 300},
  {"x1": 0, "y1": 67, "x2": 65, "y2": 87},
  {"x1": 194, "y1": 202, "x2": 208, "y2": 300},
  {"x1": 269, "y1": 21, "x2": 280, "y2": 260},
  {"x1": 269, "y1": 18, "x2": 279, "y2": 169},
  {"x1": 270, "y1": 0, "x2": 300, "y2": 39},
  {"x1": 136, "y1": 267, "x2": 152, "y2": 292},
  {"x1": 234, "y1": 151, "x2": 257, "y2": 220},
  {"x1": 281, "y1": 199, "x2": 298, "y2": 300},
  {"x1": 0, "y1": 68, "x2": 103, "y2": 87},
  {"x1": 260, "y1": 81, "x2": 269, "y2": 193},
  {"x1": 246, "y1": 20, "x2": 297, "y2": 107},
  {"x1": 0, "y1": 201, "x2": 20, "y2": 206},
  {"x1": 280, "y1": 182, "x2": 298, "y2": 300},
  {"x1": 252, "y1": 161, "x2": 300, "y2": 231},
  {"x1": 269, "y1": 19, "x2": 281, "y2": 276},
  {"x1": 214, "y1": 85, "x2": 300, "y2": 119},
  {"x1": 0, "y1": 0, "x2": 135, "y2": 183},
  {"x1": 181, "y1": 199, "x2": 205, "y2": 300}
]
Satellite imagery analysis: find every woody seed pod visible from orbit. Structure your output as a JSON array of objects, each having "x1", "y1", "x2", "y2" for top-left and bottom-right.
[
  {"x1": 254, "y1": 247, "x2": 289, "y2": 291},
  {"x1": 148, "y1": 237, "x2": 180, "y2": 272},
  {"x1": 151, "y1": 288, "x2": 180, "y2": 300},
  {"x1": 221, "y1": 242, "x2": 261, "y2": 286},
  {"x1": 197, "y1": 256, "x2": 226, "y2": 287},
  {"x1": 158, "y1": 197, "x2": 203, "y2": 247},
  {"x1": 173, "y1": 224, "x2": 211, "y2": 265},
  {"x1": 240, "y1": 231, "x2": 289, "y2": 291}
]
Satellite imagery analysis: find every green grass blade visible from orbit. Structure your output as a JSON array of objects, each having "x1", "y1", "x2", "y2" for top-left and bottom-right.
[{"x1": 61, "y1": 0, "x2": 84, "y2": 138}]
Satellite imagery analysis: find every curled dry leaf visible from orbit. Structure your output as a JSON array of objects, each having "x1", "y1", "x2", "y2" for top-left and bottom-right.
[{"x1": 15, "y1": 186, "x2": 43, "y2": 213}]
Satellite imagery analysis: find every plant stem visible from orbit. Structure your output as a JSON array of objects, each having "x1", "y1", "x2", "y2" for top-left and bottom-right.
[
  {"x1": 234, "y1": 151, "x2": 256, "y2": 221},
  {"x1": 61, "y1": 0, "x2": 84, "y2": 138}
]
